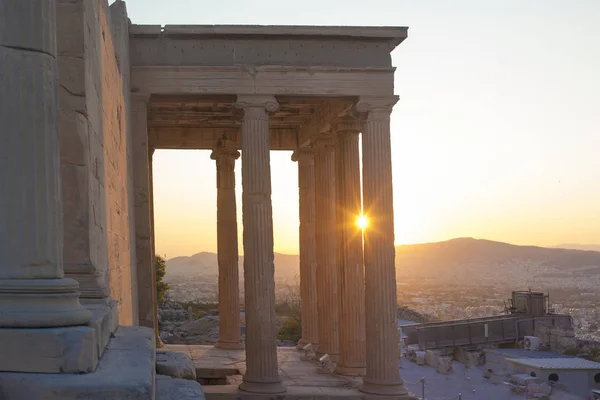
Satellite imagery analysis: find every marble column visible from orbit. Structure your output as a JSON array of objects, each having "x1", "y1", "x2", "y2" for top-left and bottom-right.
[
  {"x1": 0, "y1": 0, "x2": 91, "y2": 328},
  {"x1": 234, "y1": 95, "x2": 285, "y2": 394},
  {"x1": 132, "y1": 92, "x2": 158, "y2": 336},
  {"x1": 313, "y1": 135, "x2": 340, "y2": 361},
  {"x1": 291, "y1": 149, "x2": 319, "y2": 350},
  {"x1": 211, "y1": 141, "x2": 243, "y2": 350},
  {"x1": 356, "y1": 97, "x2": 411, "y2": 397},
  {"x1": 334, "y1": 121, "x2": 367, "y2": 376}
]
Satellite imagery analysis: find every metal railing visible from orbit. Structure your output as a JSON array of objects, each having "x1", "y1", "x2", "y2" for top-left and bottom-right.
[{"x1": 401, "y1": 314, "x2": 572, "y2": 350}]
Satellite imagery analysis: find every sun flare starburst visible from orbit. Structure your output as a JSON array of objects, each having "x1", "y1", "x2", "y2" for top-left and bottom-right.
[{"x1": 356, "y1": 215, "x2": 369, "y2": 230}]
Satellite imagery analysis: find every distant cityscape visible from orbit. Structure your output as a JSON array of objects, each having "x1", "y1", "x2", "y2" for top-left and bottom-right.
[{"x1": 164, "y1": 238, "x2": 600, "y2": 342}]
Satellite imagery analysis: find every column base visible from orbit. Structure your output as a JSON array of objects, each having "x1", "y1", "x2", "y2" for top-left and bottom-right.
[
  {"x1": 0, "y1": 326, "x2": 155, "y2": 400},
  {"x1": 0, "y1": 278, "x2": 91, "y2": 328},
  {"x1": 215, "y1": 340, "x2": 245, "y2": 350},
  {"x1": 0, "y1": 300, "x2": 118, "y2": 374},
  {"x1": 239, "y1": 378, "x2": 286, "y2": 394},
  {"x1": 359, "y1": 378, "x2": 413, "y2": 397},
  {"x1": 334, "y1": 364, "x2": 366, "y2": 376}
]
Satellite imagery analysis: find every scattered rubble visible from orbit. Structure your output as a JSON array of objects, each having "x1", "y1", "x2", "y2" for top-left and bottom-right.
[
  {"x1": 156, "y1": 351, "x2": 197, "y2": 381},
  {"x1": 159, "y1": 301, "x2": 295, "y2": 347}
]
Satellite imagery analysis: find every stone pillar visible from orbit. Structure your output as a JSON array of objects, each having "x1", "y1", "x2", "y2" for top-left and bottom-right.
[
  {"x1": 234, "y1": 95, "x2": 285, "y2": 394},
  {"x1": 211, "y1": 141, "x2": 243, "y2": 350},
  {"x1": 0, "y1": 0, "x2": 91, "y2": 327},
  {"x1": 356, "y1": 97, "x2": 411, "y2": 397},
  {"x1": 56, "y1": 0, "x2": 111, "y2": 301},
  {"x1": 334, "y1": 121, "x2": 367, "y2": 376},
  {"x1": 313, "y1": 136, "x2": 340, "y2": 361},
  {"x1": 148, "y1": 148, "x2": 162, "y2": 347},
  {"x1": 291, "y1": 149, "x2": 319, "y2": 350},
  {"x1": 132, "y1": 92, "x2": 158, "y2": 337}
]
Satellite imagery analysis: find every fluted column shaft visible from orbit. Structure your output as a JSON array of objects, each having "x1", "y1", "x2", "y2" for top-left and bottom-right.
[
  {"x1": 335, "y1": 128, "x2": 366, "y2": 375},
  {"x1": 235, "y1": 96, "x2": 285, "y2": 394},
  {"x1": 313, "y1": 136, "x2": 340, "y2": 360},
  {"x1": 357, "y1": 97, "x2": 410, "y2": 397},
  {"x1": 292, "y1": 149, "x2": 319, "y2": 349},
  {"x1": 212, "y1": 143, "x2": 243, "y2": 349},
  {"x1": 0, "y1": 0, "x2": 90, "y2": 328}
]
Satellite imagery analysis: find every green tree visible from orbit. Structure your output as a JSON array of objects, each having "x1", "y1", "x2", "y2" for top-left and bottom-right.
[{"x1": 155, "y1": 255, "x2": 170, "y2": 305}]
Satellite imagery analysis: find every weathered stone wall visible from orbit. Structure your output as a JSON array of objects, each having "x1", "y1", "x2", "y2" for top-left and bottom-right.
[
  {"x1": 110, "y1": 0, "x2": 139, "y2": 325},
  {"x1": 94, "y1": 0, "x2": 135, "y2": 324},
  {"x1": 57, "y1": 0, "x2": 135, "y2": 324},
  {"x1": 57, "y1": 0, "x2": 109, "y2": 299}
]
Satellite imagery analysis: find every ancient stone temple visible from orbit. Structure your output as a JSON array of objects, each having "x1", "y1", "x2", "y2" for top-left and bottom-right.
[{"x1": 0, "y1": 0, "x2": 413, "y2": 398}]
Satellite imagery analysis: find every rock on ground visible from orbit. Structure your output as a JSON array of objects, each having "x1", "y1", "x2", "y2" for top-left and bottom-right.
[
  {"x1": 156, "y1": 351, "x2": 197, "y2": 381},
  {"x1": 156, "y1": 375, "x2": 205, "y2": 400}
]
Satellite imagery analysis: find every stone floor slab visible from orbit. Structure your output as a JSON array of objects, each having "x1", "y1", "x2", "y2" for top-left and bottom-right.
[{"x1": 165, "y1": 344, "x2": 413, "y2": 399}]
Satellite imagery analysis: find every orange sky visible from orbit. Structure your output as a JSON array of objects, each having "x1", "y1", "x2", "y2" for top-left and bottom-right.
[{"x1": 133, "y1": 0, "x2": 600, "y2": 258}]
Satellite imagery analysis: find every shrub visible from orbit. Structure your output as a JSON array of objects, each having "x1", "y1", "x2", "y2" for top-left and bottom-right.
[
  {"x1": 275, "y1": 278, "x2": 302, "y2": 343},
  {"x1": 156, "y1": 255, "x2": 170, "y2": 305},
  {"x1": 277, "y1": 318, "x2": 302, "y2": 342}
]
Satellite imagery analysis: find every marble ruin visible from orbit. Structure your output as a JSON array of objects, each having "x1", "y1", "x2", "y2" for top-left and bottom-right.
[{"x1": 0, "y1": 0, "x2": 412, "y2": 398}]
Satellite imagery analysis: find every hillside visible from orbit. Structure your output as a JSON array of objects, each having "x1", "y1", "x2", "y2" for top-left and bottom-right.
[
  {"x1": 165, "y1": 252, "x2": 299, "y2": 279},
  {"x1": 166, "y1": 238, "x2": 600, "y2": 280}
]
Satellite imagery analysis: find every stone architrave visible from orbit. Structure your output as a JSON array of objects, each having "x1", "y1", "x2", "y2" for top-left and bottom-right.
[
  {"x1": 0, "y1": 0, "x2": 91, "y2": 329},
  {"x1": 234, "y1": 95, "x2": 285, "y2": 394},
  {"x1": 356, "y1": 97, "x2": 411, "y2": 397},
  {"x1": 211, "y1": 140, "x2": 243, "y2": 350},
  {"x1": 132, "y1": 92, "x2": 158, "y2": 336},
  {"x1": 334, "y1": 120, "x2": 367, "y2": 376},
  {"x1": 291, "y1": 148, "x2": 319, "y2": 350},
  {"x1": 313, "y1": 135, "x2": 340, "y2": 361}
]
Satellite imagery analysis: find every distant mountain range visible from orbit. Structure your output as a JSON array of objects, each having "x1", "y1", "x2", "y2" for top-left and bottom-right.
[
  {"x1": 395, "y1": 238, "x2": 600, "y2": 269},
  {"x1": 166, "y1": 251, "x2": 299, "y2": 279},
  {"x1": 165, "y1": 238, "x2": 600, "y2": 279},
  {"x1": 553, "y1": 244, "x2": 600, "y2": 252}
]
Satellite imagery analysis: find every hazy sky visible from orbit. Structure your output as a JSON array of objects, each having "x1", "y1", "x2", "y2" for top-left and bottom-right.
[{"x1": 122, "y1": 0, "x2": 600, "y2": 257}]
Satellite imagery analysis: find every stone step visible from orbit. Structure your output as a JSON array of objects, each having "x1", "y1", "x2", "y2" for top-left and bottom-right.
[
  {"x1": 0, "y1": 326, "x2": 155, "y2": 400},
  {"x1": 156, "y1": 375, "x2": 205, "y2": 399}
]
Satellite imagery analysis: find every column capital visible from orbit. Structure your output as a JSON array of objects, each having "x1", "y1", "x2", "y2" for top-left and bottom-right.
[
  {"x1": 332, "y1": 118, "x2": 362, "y2": 136},
  {"x1": 311, "y1": 134, "x2": 336, "y2": 150},
  {"x1": 291, "y1": 147, "x2": 314, "y2": 163},
  {"x1": 234, "y1": 95, "x2": 279, "y2": 113},
  {"x1": 354, "y1": 96, "x2": 399, "y2": 119},
  {"x1": 211, "y1": 139, "x2": 240, "y2": 161}
]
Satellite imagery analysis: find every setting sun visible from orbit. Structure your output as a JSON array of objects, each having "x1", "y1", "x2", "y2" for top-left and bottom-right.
[{"x1": 356, "y1": 215, "x2": 369, "y2": 230}]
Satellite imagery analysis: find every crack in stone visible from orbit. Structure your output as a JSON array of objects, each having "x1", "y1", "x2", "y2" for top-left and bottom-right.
[
  {"x1": 59, "y1": 84, "x2": 85, "y2": 99},
  {"x1": 0, "y1": 44, "x2": 55, "y2": 59}
]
